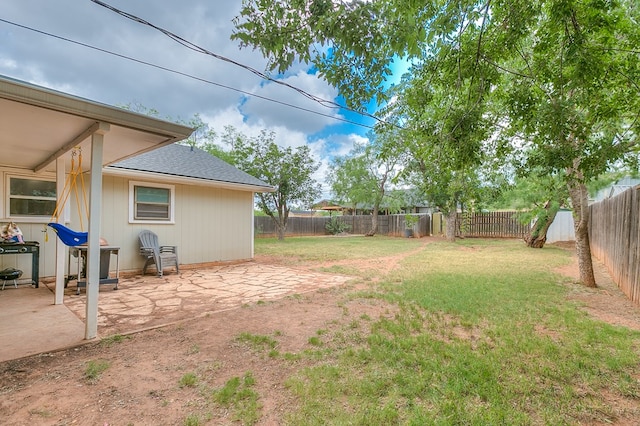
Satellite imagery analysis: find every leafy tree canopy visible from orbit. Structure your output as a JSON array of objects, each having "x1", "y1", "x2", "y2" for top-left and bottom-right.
[
  {"x1": 328, "y1": 130, "x2": 405, "y2": 235},
  {"x1": 233, "y1": 0, "x2": 640, "y2": 284},
  {"x1": 222, "y1": 127, "x2": 321, "y2": 240}
]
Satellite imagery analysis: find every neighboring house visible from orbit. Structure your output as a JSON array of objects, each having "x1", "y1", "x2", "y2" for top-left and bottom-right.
[
  {"x1": 592, "y1": 176, "x2": 640, "y2": 203},
  {"x1": 312, "y1": 200, "x2": 345, "y2": 215},
  {"x1": 338, "y1": 188, "x2": 437, "y2": 216}
]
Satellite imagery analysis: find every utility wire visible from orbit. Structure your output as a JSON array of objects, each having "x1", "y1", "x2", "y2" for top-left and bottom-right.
[
  {"x1": 89, "y1": 0, "x2": 394, "y2": 128},
  {"x1": 0, "y1": 17, "x2": 376, "y2": 130}
]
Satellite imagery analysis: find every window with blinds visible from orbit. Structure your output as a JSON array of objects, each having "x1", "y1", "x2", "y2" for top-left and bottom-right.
[{"x1": 129, "y1": 181, "x2": 175, "y2": 223}]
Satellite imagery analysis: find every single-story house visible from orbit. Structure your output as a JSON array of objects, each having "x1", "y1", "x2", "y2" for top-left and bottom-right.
[{"x1": 0, "y1": 75, "x2": 271, "y2": 339}]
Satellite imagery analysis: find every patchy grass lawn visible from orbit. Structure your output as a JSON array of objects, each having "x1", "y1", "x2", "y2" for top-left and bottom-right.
[
  {"x1": 259, "y1": 237, "x2": 640, "y2": 425},
  {"x1": 2, "y1": 237, "x2": 638, "y2": 425}
]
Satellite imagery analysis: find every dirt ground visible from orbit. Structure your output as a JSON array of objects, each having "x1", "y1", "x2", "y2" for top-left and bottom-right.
[{"x1": 1, "y1": 240, "x2": 639, "y2": 426}]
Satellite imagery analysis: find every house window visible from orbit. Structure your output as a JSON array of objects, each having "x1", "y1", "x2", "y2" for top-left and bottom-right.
[
  {"x1": 7, "y1": 176, "x2": 57, "y2": 217},
  {"x1": 129, "y1": 181, "x2": 175, "y2": 223}
]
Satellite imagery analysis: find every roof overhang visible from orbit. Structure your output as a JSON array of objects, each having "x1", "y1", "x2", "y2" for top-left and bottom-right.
[
  {"x1": 104, "y1": 167, "x2": 275, "y2": 193},
  {"x1": 0, "y1": 75, "x2": 194, "y2": 173}
]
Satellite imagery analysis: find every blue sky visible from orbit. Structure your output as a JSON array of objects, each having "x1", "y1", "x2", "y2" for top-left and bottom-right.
[{"x1": 0, "y1": 0, "x2": 406, "y2": 199}]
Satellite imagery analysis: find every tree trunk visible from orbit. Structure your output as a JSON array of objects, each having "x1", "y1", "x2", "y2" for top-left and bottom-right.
[
  {"x1": 365, "y1": 209, "x2": 378, "y2": 236},
  {"x1": 366, "y1": 184, "x2": 385, "y2": 237},
  {"x1": 525, "y1": 201, "x2": 559, "y2": 248},
  {"x1": 445, "y1": 209, "x2": 457, "y2": 242},
  {"x1": 567, "y1": 177, "x2": 596, "y2": 287},
  {"x1": 270, "y1": 211, "x2": 288, "y2": 241}
]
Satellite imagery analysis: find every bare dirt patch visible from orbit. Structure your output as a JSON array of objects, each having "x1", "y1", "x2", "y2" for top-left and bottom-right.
[
  {"x1": 552, "y1": 243, "x2": 640, "y2": 332},
  {"x1": 1, "y1": 239, "x2": 638, "y2": 426},
  {"x1": 1, "y1": 287, "x2": 397, "y2": 426}
]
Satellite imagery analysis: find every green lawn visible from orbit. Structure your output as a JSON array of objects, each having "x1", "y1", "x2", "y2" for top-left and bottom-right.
[
  {"x1": 250, "y1": 237, "x2": 640, "y2": 425},
  {"x1": 255, "y1": 235, "x2": 425, "y2": 263}
]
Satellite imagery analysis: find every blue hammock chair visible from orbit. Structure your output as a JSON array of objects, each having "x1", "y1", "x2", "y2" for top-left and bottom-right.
[
  {"x1": 47, "y1": 149, "x2": 90, "y2": 247},
  {"x1": 47, "y1": 223, "x2": 88, "y2": 246}
]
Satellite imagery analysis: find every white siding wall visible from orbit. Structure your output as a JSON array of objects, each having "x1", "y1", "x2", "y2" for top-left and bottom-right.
[
  {"x1": 0, "y1": 167, "x2": 256, "y2": 279},
  {"x1": 0, "y1": 168, "x2": 57, "y2": 280},
  {"x1": 0, "y1": 221, "x2": 56, "y2": 281},
  {"x1": 98, "y1": 174, "x2": 255, "y2": 274}
]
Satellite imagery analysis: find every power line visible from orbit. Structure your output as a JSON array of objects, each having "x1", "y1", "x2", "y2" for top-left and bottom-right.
[
  {"x1": 0, "y1": 17, "x2": 376, "y2": 130},
  {"x1": 89, "y1": 0, "x2": 393, "y2": 127}
]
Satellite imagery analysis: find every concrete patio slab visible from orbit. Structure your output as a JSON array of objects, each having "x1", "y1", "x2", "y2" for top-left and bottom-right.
[
  {"x1": 0, "y1": 261, "x2": 351, "y2": 362},
  {"x1": 0, "y1": 285, "x2": 84, "y2": 362}
]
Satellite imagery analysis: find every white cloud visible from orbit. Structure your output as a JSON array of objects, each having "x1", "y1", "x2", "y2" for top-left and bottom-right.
[{"x1": 240, "y1": 71, "x2": 342, "y2": 134}]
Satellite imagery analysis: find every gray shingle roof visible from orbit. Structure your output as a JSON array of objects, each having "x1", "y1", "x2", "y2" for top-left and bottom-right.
[{"x1": 108, "y1": 144, "x2": 272, "y2": 190}]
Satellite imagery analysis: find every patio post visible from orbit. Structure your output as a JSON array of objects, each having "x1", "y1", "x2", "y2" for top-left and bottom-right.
[
  {"x1": 54, "y1": 156, "x2": 66, "y2": 305},
  {"x1": 85, "y1": 123, "x2": 109, "y2": 340}
]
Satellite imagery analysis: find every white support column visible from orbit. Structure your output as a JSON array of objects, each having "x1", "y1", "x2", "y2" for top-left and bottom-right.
[
  {"x1": 54, "y1": 157, "x2": 66, "y2": 305},
  {"x1": 85, "y1": 122, "x2": 109, "y2": 340},
  {"x1": 251, "y1": 192, "x2": 255, "y2": 258}
]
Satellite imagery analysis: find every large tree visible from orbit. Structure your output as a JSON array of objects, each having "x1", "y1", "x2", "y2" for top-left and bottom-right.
[
  {"x1": 179, "y1": 116, "x2": 236, "y2": 165},
  {"x1": 328, "y1": 131, "x2": 404, "y2": 236},
  {"x1": 497, "y1": 1, "x2": 640, "y2": 286},
  {"x1": 391, "y1": 42, "x2": 498, "y2": 241},
  {"x1": 232, "y1": 0, "x2": 640, "y2": 286},
  {"x1": 223, "y1": 128, "x2": 321, "y2": 240}
]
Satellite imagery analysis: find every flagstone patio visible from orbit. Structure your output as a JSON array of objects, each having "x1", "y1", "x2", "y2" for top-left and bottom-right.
[{"x1": 55, "y1": 261, "x2": 352, "y2": 337}]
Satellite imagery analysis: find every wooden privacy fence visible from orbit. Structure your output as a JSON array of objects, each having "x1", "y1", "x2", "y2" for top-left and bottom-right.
[
  {"x1": 456, "y1": 211, "x2": 530, "y2": 238},
  {"x1": 255, "y1": 214, "x2": 431, "y2": 238},
  {"x1": 589, "y1": 186, "x2": 640, "y2": 305}
]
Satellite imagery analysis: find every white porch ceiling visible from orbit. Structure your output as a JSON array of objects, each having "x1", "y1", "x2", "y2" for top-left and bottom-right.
[{"x1": 0, "y1": 76, "x2": 194, "y2": 174}]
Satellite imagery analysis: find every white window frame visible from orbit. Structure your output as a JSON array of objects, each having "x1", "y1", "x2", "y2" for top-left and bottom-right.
[
  {"x1": 5, "y1": 174, "x2": 58, "y2": 222},
  {"x1": 128, "y1": 181, "x2": 175, "y2": 224}
]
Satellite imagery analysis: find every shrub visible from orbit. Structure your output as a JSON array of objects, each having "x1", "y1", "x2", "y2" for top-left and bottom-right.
[
  {"x1": 326, "y1": 217, "x2": 351, "y2": 235},
  {"x1": 404, "y1": 214, "x2": 420, "y2": 229}
]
